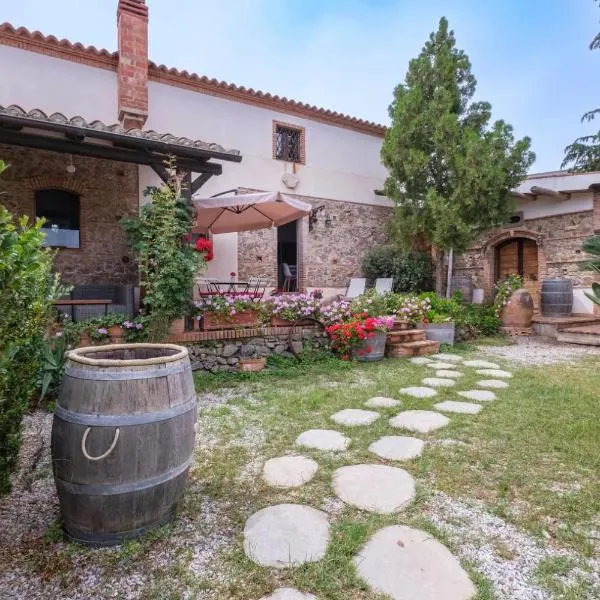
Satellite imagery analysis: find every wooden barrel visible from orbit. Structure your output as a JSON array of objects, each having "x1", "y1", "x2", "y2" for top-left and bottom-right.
[
  {"x1": 450, "y1": 275, "x2": 473, "y2": 302},
  {"x1": 540, "y1": 279, "x2": 573, "y2": 317},
  {"x1": 51, "y1": 343, "x2": 196, "y2": 546}
]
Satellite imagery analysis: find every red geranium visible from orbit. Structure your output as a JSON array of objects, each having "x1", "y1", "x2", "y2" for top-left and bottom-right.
[{"x1": 195, "y1": 237, "x2": 214, "y2": 261}]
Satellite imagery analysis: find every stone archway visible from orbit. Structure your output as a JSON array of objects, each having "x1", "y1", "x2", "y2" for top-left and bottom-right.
[{"x1": 482, "y1": 229, "x2": 547, "y2": 303}]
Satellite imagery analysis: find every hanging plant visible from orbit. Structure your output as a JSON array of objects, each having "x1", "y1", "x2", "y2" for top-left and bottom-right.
[{"x1": 195, "y1": 237, "x2": 214, "y2": 261}]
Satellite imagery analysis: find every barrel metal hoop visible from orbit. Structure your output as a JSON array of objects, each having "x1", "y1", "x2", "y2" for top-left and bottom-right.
[
  {"x1": 56, "y1": 457, "x2": 193, "y2": 496},
  {"x1": 54, "y1": 396, "x2": 197, "y2": 427},
  {"x1": 65, "y1": 362, "x2": 190, "y2": 381}
]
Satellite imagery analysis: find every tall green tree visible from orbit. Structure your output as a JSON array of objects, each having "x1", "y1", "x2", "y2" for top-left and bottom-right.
[
  {"x1": 562, "y1": 2, "x2": 600, "y2": 171},
  {"x1": 381, "y1": 17, "x2": 535, "y2": 291}
]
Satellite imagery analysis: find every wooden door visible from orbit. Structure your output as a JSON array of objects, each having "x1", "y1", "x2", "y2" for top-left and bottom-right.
[{"x1": 496, "y1": 239, "x2": 539, "y2": 308}]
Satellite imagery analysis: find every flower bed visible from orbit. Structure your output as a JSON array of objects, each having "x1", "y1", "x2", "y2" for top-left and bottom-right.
[
  {"x1": 195, "y1": 294, "x2": 259, "y2": 330},
  {"x1": 266, "y1": 294, "x2": 320, "y2": 326}
]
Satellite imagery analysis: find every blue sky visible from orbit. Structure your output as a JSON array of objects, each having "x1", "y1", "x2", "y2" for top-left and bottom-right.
[{"x1": 2, "y1": 0, "x2": 599, "y2": 172}]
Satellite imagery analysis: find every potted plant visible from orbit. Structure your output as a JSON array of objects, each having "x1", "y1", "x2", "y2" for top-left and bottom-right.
[
  {"x1": 267, "y1": 293, "x2": 320, "y2": 326},
  {"x1": 326, "y1": 315, "x2": 395, "y2": 362},
  {"x1": 195, "y1": 294, "x2": 259, "y2": 330},
  {"x1": 417, "y1": 293, "x2": 457, "y2": 345}
]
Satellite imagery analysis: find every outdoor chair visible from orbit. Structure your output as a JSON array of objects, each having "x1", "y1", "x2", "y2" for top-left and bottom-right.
[
  {"x1": 248, "y1": 275, "x2": 270, "y2": 300},
  {"x1": 281, "y1": 263, "x2": 297, "y2": 292},
  {"x1": 339, "y1": 278, "x2": 366, "y2": 300},
  {"x1": 197, "y1": 277, "x2": 218, "y2": 297},
  {"x1": 375, "y1": 278, "x2": 394, "y2": 294}
]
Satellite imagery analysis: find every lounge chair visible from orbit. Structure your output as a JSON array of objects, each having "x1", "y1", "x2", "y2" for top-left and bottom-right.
[
  {"x1": 339, "y1": 278, "x2": 366, "y2": 300},
  {"x1": 375, "y1": 278, "x2": 394, "y2": 294}
]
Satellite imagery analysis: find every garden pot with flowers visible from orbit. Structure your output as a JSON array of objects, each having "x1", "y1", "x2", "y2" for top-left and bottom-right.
[
  {"x1": 494, "y1": 274, "x2": 532, "y2": 327},
  {"x1": 267, "y1": 293, "x2": 320, "y2": 326},
  {"x1": 326, "y1": 314, "x2": 395, "y2": 362},
  {"x1": 195, "y1": 294, "x2": 259, "y2": 330}
]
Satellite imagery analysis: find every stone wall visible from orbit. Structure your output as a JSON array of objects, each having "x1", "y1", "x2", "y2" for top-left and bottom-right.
[
  {"x1": 237, "y1": 193, "x2": 393, "y2": 289},
  {"x1": 454, "y1": 210, "x2": 598, "y2": 296},
  {"x1": 0, "y1": 144, "x2": 139, "y2": 285},
  {"x1": 185, "y1": 327, "x2": 329, "y2": 372}
]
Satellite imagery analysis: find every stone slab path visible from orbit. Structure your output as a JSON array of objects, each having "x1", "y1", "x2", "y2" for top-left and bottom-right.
[
  {"x1": 476, "y1": 379, "x2": 509, "y2": 389},
  {"x1": 330, "y1": 408, "x2": 380, "y2": 426},
  {"x1": 463, "y1": 359, "x2": 500, "y2": 369},
  {"x1": 434, "y1": 400, "x2": 482, "y2": 415},
  {"x1": 260, "y1": 589, "x2": 317, "y2": 600},
  {"x1": 295, "y1": 429, "x2": 350, "y2": 452},
  {"x1": 458, "y1": 390, "x2": 497, "y2": 402},
  {"x1": 263, "y1": 456, "x2": 319, "y2": 488},
  {"x1": 365, "y1": 396, "x2": 401, "y2": 408},
  {"x1": 244, "y1": 504, "x2": 330, "y2": 568},
  {"x1": 476, "y1": 368, "x2": 513, "y2": 379},
  {"x1": 332, "y1": 464, "x2": 416, "y2": 514},
  {"x1": 390, "y1": 410, "x2": 450, "y2": 433},
  {"x1": 410, "y1": 356, "x2": 433, "y2": 365},
  {"x1": 436, "y1": 369, "x2": 462, "y2": 378},
  {"x1": 425, "y1": 361, "x2": 456, "y2": 370},
  {"x1": 354, "y1": 525, "x2": 476, "y2": 600},
  {"x1": 369, "y1": 436, "x2": 424, "y2": 460},
  {"x1": 431, "y1": 353, "x2": 463, "y2": 362},
  {"x1": 399, "y1": 386, "x2": 437, "y2": 398},
  {"x1": 422, "y1": 377, "x2": 456, "y2": 388}
]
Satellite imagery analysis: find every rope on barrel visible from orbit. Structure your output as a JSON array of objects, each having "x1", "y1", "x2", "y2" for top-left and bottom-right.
[{"x1": 81, "y1": 427, "x2": 120, "y2": 461}]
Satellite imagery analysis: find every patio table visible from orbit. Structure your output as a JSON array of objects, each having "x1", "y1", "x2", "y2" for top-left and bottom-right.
[
  {"x1": 54, "y1": 299, "x2": 112, "y2": 321},
  {"x1": 207, "y1": 281, "x2": 250, "y2": 296}
]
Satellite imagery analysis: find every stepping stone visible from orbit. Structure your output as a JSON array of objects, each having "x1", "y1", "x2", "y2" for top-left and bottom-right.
[
  {"x1": 422, "y1": 377, "x2": 456, "y2": 388},
  {"x1": 435, "y1": 369, "x2": 462, "y2": 378},
  {"x1": 410, "y1": 356, "x2": 433, "y2": 365},
  {"x1": 399, "y1": 386, "x2": 437, "y2": 398},
  {"x1": 365, "y1": 396, "x2": 401, "y2": 408},
  {"x1": 369, "y1": 436, "x2": 424, "y2": 461},
  {"x1": 390, "y1": 410, "x2": 449, "y2": 433},
  {"x1": 425, "y1": 361, "x2": 455, "y2": 370},
  {"x1": 296, "y1": 429, "x2": 350, "y2": 452},
  {"x1": 243, "y1": 504, "x2": 330, "y2": 568},
  {"x1": 260, "y1": 589, "x2": 317, "y2": 600},
  {"x1": 463, "y1": 359, "x2": 500, "y2": 369},
  {"x1": 263, "y1": 456, "x2": 319, "y2": 488},
  {"x1": 434, "y1": 400, "x2": 482, "y2": 415},
  {"x1": 476, "y1": 368, "x2": 512, "y2": 379},
  {"x1": 332, "y1": 464, "x2": 415, "y2": 514},
  {"x1": 354, "y1": 525, "x2": 476, "y2": 600},
  {"x1": 330, "y1": 408, "x2": 380, "y2": 426},
  {"x1": 458, "y1": 390, "x2": 497, "y2": 402},
  {"x1": 431, "y1": 353, "x2": 463, "y2": 362},
  {"x1": 476, "y1": 379, "x2": 509, "y2": 389}
]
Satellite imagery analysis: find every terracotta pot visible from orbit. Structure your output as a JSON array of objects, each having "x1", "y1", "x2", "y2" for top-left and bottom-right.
[
  {"x1": 239, "y1": 357, "x2": 266, "y2": 372},
  {"x1": 77, "y1": 333, "x2": 91, "y2": 348},
  {"x1": 271, "y1": 316, "x2": 314, "y2": 327},
  {"x1": 168, "y1": 318, "x2": 186, "y2": 335},
  {"x1": 201, "y1": 310, "x2": 259, "y2": 330},
  {"x1": 108, "y1": 325, "x2": 122, "y2": 338},
  {"x1": 501, "y1": 288, "x2": 534, "y2": 327}
]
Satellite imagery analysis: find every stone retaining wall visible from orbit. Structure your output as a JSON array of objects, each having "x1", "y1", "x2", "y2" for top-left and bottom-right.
[{"x1": 183, "y1": 326, "x2": 329, "y2": 372}]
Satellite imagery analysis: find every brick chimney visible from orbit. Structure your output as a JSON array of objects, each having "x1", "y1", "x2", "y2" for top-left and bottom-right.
[{"x1": 117, "y1": 0, "x2": 149, "y2": 130}]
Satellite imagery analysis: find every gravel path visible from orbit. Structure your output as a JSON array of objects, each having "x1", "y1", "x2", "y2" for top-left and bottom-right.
[{"x1": 479, "y1": 337, "x2": 600, "y2": 365}]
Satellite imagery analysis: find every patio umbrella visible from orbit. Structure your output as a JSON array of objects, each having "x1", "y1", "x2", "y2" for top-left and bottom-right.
[{"x1": 191, "y1": 191, "x2": 312, "y2": 234}]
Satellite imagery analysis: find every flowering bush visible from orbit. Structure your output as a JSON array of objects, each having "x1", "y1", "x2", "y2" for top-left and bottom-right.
[
  {"x1": 494, "y1": 274, "x2": 523, "y2": 317},
  {"x1": 396, "y1": 295, "x2": 431, "y2": 324},
  {"x1": 195, "y1": 294, "x2": 257, "y2": 318},
  {"x1": 326, "y1": 315, "x2": 394, "y2": 359},
  {"x1": 195, "y1": 237, "x2": 214, "y2": 262},
  {"x1": 267, "y1": 294, "x2": 320, "y2": 322},
  {"x1": 319, "y1": 300, "x2": 353, "y2": 325}
]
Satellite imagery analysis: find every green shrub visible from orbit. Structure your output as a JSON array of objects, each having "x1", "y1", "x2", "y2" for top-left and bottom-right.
[
  {"x1": 0, "y1": 179, "x2": 64, "y2": 492},
  {"x1": 362, "y1": 245, "x2": 434, "y2": 293}
]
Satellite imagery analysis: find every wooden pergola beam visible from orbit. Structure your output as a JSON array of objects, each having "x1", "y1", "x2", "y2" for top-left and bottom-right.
[{"x1": 530, "y1": 185, "x2": 570, "y2": 200}]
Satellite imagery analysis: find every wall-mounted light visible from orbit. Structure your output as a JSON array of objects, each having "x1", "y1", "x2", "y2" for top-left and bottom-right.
[{"x1": 66, "y1": 154, "x2": 76, "y2": 174}]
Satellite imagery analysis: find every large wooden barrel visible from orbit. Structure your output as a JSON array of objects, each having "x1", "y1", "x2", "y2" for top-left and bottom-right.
[
  {"x1": 540, "y1": 279, "x2": 573, "y2": 317},
  {"x1": 51, "y1": 344, "x2": 196, "y2": 546},
  {"x1": 450, "y1": 275, "x2": 473, "y2": 302}
]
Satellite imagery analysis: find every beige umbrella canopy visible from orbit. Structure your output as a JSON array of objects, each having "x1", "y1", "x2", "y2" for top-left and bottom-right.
[{"x1": 191, "y1": 191, "x2": 311, "y2": 234}]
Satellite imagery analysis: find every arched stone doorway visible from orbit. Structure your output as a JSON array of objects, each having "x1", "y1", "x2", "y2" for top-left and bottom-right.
[{"x1": 482, "y1": 230, "x2": 546, "y2": 308}]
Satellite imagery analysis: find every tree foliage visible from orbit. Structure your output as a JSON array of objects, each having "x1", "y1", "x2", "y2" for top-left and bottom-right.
[
  {"x1": 562, "y1": 2, "x2": 600, "y2": 171},
  {"x1": 381, "y1": 17, "x2": 535, "y2": 257},
  {"x1": 0, "y1": 160, "x2": 65, "y2": 492},
  {"x1": 122, "y1": 174, "x2": 204, "y2": 341}
]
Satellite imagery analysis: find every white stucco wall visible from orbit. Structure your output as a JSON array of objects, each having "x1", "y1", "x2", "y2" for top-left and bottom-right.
[
  {"x1": 145, "y1": 81, "x2": 389, "y2": 207},
  {"x1": 0, "y1": 46, "x2": 117, "y2": 122},
  {"x1": 515, "y1": 192, "x2": 593, "y2": 220}
]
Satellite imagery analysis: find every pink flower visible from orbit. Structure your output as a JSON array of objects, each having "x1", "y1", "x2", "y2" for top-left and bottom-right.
[
  {"x1": 55, "y1": 331, "x2": 63, "y2": 337},
  {"x1": 97, "y1": 327, "x2": 108, "y2": 335}
]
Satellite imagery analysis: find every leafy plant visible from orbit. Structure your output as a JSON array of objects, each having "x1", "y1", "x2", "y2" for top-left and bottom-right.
[
  {"x1": 38, "y1": 334, "x2": 68, "y2": 402},
  {"x1": 362, "y1": 246, "x2": 433, "y2": 293},
  {"x1": 0, "y1": 159, "x2": 65, "y2": 491},
  {"x1": 493, "y1": 274, "x2": 523, "y2": 316},
  {"x1": 381, "y1": 17, "x2": 534, "y2": 292},
  {"x1": 122, "y1": 171, "x2": 203, "y2": 341},
  {"x1": 264, "y1": 294, "x2": 320, "y2": 322}
]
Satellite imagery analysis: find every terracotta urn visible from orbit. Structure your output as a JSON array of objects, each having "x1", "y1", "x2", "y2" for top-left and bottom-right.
[{"x1": 501, "y1": 288, "x2": 534, "y2": 327}]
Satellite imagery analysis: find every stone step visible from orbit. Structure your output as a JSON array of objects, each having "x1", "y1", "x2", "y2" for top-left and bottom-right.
[
  {"x1": 386, "y1": 329, "x2": 426, "y2": 344},
  {"x1": 386, "y1": 339, "x2": 440, "y2": 357},
  {"x1": 557, "y1": 324, "x2": 600, "y2": 346},
  {"x1": 391, "y1": 319, "x2": 411, "y2": 331}
]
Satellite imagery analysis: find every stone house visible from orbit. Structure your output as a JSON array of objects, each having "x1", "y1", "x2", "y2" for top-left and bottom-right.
[{"x1": 0, "y1": 0, "x2": 392, "y2": 300}]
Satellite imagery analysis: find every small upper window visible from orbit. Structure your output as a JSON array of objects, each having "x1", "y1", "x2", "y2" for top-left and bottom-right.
[
  {"x1": 274, "y1": 122, "x2": 304, "y2": 163},
  {"x1": 36, "y1": 189, "x2": 80, "y2": 248}
]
